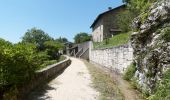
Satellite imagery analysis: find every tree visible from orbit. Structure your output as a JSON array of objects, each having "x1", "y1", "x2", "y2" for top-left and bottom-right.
[
  {"x1": 22, "y1": 28, "x2": 53, "y2": 51},
  {"x1": 74, "y1": 32, "x2": 91, "y2": 44},
  {"x1": 116, "y1": 10, "x2": 136, "y2": 32},
  {"x1": 116, "y1": 0, "x2": 157, "y2": 32},
  {"x1": 55, "y1": 37, "x2": 68, "y2": 43},
  {"x1": 44, "y1": 41, "x2": 64, "y2": 59},
  {"x1": 123, "y1": 0, "x2": 156, "y2": 15}
]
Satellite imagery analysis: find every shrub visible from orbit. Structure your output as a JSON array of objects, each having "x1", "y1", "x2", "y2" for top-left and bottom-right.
[
  {"x1": 162, "y1": 27, "x2": 170, "y2": 42},
  {"x1": 44, "y1": 41, "x2": 64, "y2": 60},
  {"x1": 148, "y1": 69, "x2": 170, "y2": 100},
  {"x1": 34, "y1": 51, "x2": 50, "y2": 66},
  {"x1": 123, "y1": 62, "x2": 136, "y2": 81},
  {"x1": 116, "y1": 11, "x2": 134, "y2": 32},
  {"x1": 1, "y1": 43, "x2": 38, "y2": 87},
  {"x1": 131, "y1": 77, "x2": 138, "y2": 89},
  {"x1": 0, "y1": 41, "x2": 39, "y2": 100}
]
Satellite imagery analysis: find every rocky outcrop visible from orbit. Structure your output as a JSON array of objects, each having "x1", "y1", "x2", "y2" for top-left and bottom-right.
[{"x1": 131, "y1": 0, "x2": 170, "y2": 94}]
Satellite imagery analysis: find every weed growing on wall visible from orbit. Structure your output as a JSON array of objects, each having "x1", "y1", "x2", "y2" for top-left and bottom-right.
[{"x1": 123, "y1": 62, "x2": 136, "y2": 81}]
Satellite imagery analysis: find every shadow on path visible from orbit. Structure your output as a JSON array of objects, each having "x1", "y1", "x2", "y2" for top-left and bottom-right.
[{"x1": 27, "y1": 66, "x2": 68, "y2": 100}]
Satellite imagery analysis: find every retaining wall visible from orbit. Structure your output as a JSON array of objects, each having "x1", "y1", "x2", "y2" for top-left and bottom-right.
[
  {"x1": 18, "y1": 56, "x2": 71, "y2": 99},
  {"x1": 90, "y1": 43, "x2": 133, "y2": 73}
]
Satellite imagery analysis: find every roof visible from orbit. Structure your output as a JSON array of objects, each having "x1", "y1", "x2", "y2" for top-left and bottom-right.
[{"x1": 90, "y1": 4, "x2": 126, "y2": 28}]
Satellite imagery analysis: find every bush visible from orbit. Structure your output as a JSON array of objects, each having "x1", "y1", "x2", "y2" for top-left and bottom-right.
[
  {"x1": 44, "y1": 41, "x2": 64, "y2": 60},
  {"x1": 0, "y1": 40, "x2": 40, "y2": 99},
  {"x1": 116, "y1": 11, "x2": 134, "y2": 32},
  {"x1": 34, "y1": 51, "x2": 50, "y2": 66},
  {"x1": 0, "y1": 42, "x2": 38, "y2": 88},
  {"x1": 123, "y1": 62, "x2": 136, "y2": 81},
  {"x1": 148, "y1": 69, "x2": 170, "y2": 100},
  {"x1": 162, "y1": 27, "x2": 170, "y2": 42}
]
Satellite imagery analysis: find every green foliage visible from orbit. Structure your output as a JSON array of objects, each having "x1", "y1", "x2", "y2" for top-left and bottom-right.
[
  {"x1": 44, "y1": 41, "x2": 64, "y2": 59},
  {"x1": 0, "y1": 28, "x2": 67, "y2": 99},
  {"x1": 116, "y1": 11, "x2": 135, "y2": 32},
  {"x1": 118, "y1": 0, "x2": 156, "y2": 32},
  {"x1": 93, "y1": 32, "x2": 130, "y2": 49},
  {"x1": 0, "y1": 41, "x2": 38, "y2": 90},
  {"x1": 40, "y1": 60, "x2": 58, "y2": 69},
  {"x1": 74, "y1": 32, "x2": 91, "y2": 44},
  {"x1": 141, "y1": 12, "x2": 149, "y2": 24},
  {"x1": 131, "y1": 78, "x2": 138, "y2": 89},
  {"x1": 148, "y1": 69, "x2": 170, "y2": 100},
  {"x1": 123, "y1": 62, "x2": 136, "y2": 81},
  {"x1": 127, "y1": 0, "x2": 153, "y2": 15},
  {"x1": 55, "y1": 37, "x2": 68, "y2": 43},
  {"x1": 162, "y1": 27, "x2": 170, "y2": 42},
  {"x1": 0, "y1": 38, "x2": 66, "y2": 98},
  {"x1": 34, "y1": 51, "x2": 50, "y2": 66},
  {"x1": 40, "y1": 56, "x2": 66, "y2": 69},
  {"x1": 22, "y1": 28, "x2": 53, "y2": 51},
  {"x1": 124, "y1": 0, "x2": 156, "y2": 13},
  {"x1": 22, "y1": 27, "x2": 65, "y2": 60}
]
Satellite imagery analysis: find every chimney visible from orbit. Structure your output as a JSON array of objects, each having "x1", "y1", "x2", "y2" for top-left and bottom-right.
[{"x1": 108, "y1": 7, "x2": 112, "y2": 10}]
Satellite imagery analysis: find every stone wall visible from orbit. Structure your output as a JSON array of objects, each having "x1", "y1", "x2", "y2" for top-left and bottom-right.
[
  {"x1": 89, "y1": 42, "x2": 133, "y2": 73},
  {"x1": 18, "y1": 56, "x2": 71, "y2": 99}
]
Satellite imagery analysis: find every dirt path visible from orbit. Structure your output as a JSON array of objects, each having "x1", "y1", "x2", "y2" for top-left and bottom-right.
[
  {"x1": 92, "y1": 63, "x2": 143, "y2": 100},
  {"x1": 112, "y1": 72, "x2": 143, "y2": 100},
  {"x1": 28, "y1": 57, "x2": 98, "y2": 100}
]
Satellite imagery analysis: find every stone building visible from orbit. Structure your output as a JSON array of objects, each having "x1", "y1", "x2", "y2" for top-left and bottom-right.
[
  {"x1": 64, "y1": 41, "x2": 90, "y2": 60},
  {"x1": 91, "y1": 5, "x2": 126, "y2": 42}
]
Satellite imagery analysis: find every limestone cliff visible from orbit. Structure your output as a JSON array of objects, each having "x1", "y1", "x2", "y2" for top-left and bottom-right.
[{"x1": 131, "y1": 0, "x2": 170, "y2": 94}]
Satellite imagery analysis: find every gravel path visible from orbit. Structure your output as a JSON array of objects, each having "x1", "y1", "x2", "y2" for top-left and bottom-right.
[{"x1": 28, "y1": 57, "x2": 99, "y2": 100}]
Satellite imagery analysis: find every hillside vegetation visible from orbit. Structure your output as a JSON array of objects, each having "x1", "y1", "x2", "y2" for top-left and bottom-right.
[
  {"x1": 93, "y1": 32, "x2": 130, "y2": 49},
  {"x1": 0, "y1": 28, "x2": 67, "y2": 99},
  {"x1": 129, "y1": 0, "x2": 170, "y2": 99}
]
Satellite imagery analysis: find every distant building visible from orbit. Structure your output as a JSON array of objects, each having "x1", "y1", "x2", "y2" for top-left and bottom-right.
[
  {"x1": 91, "y1": 5, "x2": 126, "y2": 42},
  {"x1": 64, "y1": 41, "x2": 90, "y2": 60}
]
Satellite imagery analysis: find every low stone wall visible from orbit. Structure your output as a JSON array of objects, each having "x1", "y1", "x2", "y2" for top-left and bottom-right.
[
  {"x1": 90, "y1": 43, "x2": 133, "y2": 73},
  {"x1": 18, "y1": 56, "x2": 71, "y2": 99}
]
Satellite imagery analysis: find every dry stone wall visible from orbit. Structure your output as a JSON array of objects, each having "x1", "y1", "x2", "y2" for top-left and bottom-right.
[
  {"x1": 17, "y1": 56, "x2": 71, "y2": 99},
  {"x1": 89, "y1": 42, "x2": 133, "y2": 73}
]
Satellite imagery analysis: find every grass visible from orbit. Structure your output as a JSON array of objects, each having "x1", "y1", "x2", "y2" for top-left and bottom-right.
[
  {"x1": 123, "y1": 63, "x2": 136, "y2": 81},
  {"x1": 39, "y1": 55, "x2": 66, "y2": 69},
  {"x1": 93, "y1": 32, "x2": 130, "y2": 49},
  {"x1": 83, "y1": 60, "x2": 123, "y2": 100}
]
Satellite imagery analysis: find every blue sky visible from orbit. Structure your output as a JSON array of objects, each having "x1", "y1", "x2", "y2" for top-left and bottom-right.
[{"x1": 0, "y1": 0, "x2": 123, "y2": 43}]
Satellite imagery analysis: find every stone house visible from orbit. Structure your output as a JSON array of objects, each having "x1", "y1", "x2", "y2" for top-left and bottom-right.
[{"x1": 91, "y1": 5, "x2": 126, "y2": 42}]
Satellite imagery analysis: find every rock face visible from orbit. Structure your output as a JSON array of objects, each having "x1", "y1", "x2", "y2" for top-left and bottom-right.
[{"x1": 131, "y1": 0, "x2": 170, "y2": 94}]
